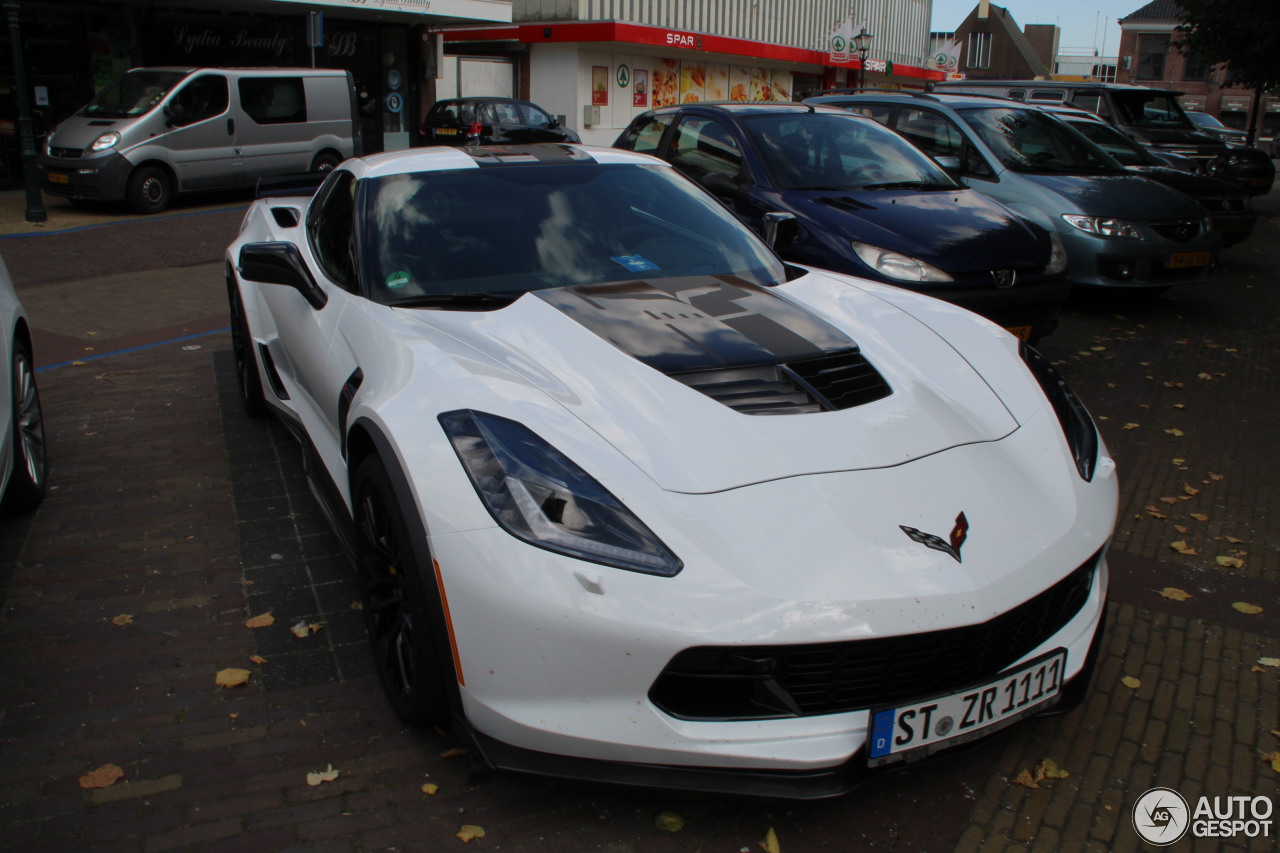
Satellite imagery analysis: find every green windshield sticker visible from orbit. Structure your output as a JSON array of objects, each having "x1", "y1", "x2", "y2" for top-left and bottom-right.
[{"x1": 386, "y1": 270, "x2": 411, "y2": 290}]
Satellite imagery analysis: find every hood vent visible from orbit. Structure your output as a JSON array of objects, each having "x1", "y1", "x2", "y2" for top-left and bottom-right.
[{"x1": 672, "y1": 348, "x2": 891, "y2": 415}]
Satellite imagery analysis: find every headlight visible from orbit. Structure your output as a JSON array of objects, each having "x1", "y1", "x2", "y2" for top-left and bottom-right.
[
  {"x1": 1046, "y1": 232, "x2": 1068, "y2": 275},
  {"x1": 850, "y1": 241, "x2": 952, "y2": 282},
  {"x1": 89, "y1": 132, "x2": 120, "y2": 153},
  {"x1": 1061, "y1": 214, "x2": 1141, "y2": 240},
  {"x1": 1020, "y1": 345, "x2": 1099, "y2": 481},
  {"x1": 440, "y1": 410, "x2": 682, "y2": 576}
]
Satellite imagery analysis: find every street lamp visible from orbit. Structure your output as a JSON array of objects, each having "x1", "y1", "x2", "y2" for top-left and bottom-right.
[{"x1": 853, "y1": 26, "x2": 874, "y2": 91}]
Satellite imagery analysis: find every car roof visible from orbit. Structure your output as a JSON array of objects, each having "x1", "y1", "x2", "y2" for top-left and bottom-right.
[
  {"x1": 434, "y1": 96, "x2": 536, "y2": 105},
  {"x1": 934, "y1": 80, "x2": 1182, "y2": 95},
  {"x1": 641, "y1": 101, "x2": 857, "y2": 118},
  {"x1": 806, "y1": 91, "x2": 1024, "y2": 110},
  {"x1": 346, "y1": 144, "x2": 659, "y2": 180}
]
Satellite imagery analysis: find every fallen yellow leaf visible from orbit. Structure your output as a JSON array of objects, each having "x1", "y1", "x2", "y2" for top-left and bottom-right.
[
  {"x1": 456, "y1": 825, "x2": 486, "y2": 843},
  {"x1": 78, "y1": 764, "x2": 124, "y2": 789},
  {"x1": 1165, "y1": 428, "x2": 1184, "y2": 437},
  {"x1": 1224, "y1": 535, "x2": 1244, "y2": 544},
  {"x1": 1209, "y1": 472, "x2": 1225, "y2": 481},
  {"x1": 1012, "y1": 769, "x2": 1040, "y2": 789},
  {"x1": 1159, "y1": 497, "x2": 1180, "y2": 505},
  {"x1": 249, "y1": 655, "x2": 268, "y2": 665},
  {"x1": 1158, "y1": 588, "x2": 1191, "y2": 601},
  {"x1": 1037, "y1": 758, "x2": 1069, "y2": 780},
  {"x1": 111, "y1": 614, "x2": 133, "y2": 626},
  {"x1": 654, "y1": 811, "x2": 684, "y2": 832},
  {"x1": 216, "y1": 668, "x2": 251, "y2": 688},
  {"x1": 1189, "y1": 513, "x2": 1208, "y2": 521},
  {"x1": 1121, "y1": 676, "x2": 1142, "y2": 689},
  {"x1": 421, "y1": 783, "x2": 439, "y2": 795},
  {"x1": 245, "y1": 612, "x2": 275, "y2": 629},
  {"x1": 1174, "y1": 525, "x2": 1189, "y2": 534},
  {"x1": 306, "y1": 764, "x2": 339, "y2": 786},
  {"x1": 440, "y1": 747, "x2": 470, "y2": 758},
  {"x1": 1183, "y1": 483, "x2": 1200, "y2": 496},
  {"x1": 1258, "y1": 658, "x2": 1280, "y2": 668},
  {"x1": 1169, "y1": 541, "x2": 1198, "y2": 556},
  {"x1": 761, "y1": 827, "x2": 782, "y2": 853},
  {"x1": 1123, "y1": 423, "x2": 1140, "y2": 431},
  {"x1": 1233, "y1": 602, "x2": 1263, "y2": 615},
  {"x1": 1197, "y1": 372, "x2": 1212, "y2": 380},
  {"x1": 1216, "y1": 556, "x2": 1245, "y2": 569}
]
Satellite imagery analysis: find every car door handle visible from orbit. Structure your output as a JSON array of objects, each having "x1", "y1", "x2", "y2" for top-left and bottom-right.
[{"x1": 227, "y1": 118, "x2": 235, "y2": 136}]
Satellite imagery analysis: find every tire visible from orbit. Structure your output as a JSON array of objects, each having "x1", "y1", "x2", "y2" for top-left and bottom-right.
[
  {"x1": 354, "y1": 455, "x2": 450, "y2": 726},
  {"x1": 310, "y1": 152, "x2": 342, "y2": 173},
  {"x1": 126, "y1": 165, "x2": 172, "y2": 215},
  {"x1": 226, "y1": 277, "x2": 266, "y2": 417},
  {"x1": 1, "y1": 339, "x2": 46, "y2": 513}
]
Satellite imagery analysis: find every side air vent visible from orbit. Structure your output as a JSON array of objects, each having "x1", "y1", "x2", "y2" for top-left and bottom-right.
[{"x1": 673, "y1": 348, "x2": 891, "y2": 415}]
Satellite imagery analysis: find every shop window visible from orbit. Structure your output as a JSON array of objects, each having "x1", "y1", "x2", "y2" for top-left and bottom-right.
[
  {"x1": 240, "y1": 77, "x2": 308, "y2": 125},
  {"x1": 1261, "y1": 111, "x2": 1280, "y2": 140},
  {"x1": 1136, "y1": 35, "x2": 1169, "y2": 81},
  {"x1": 966, "y1": 33, "x2": 992, "y2": 70},
  {"x1": 1220, "y1": 110, "x2": 1247, "y2": 130}
]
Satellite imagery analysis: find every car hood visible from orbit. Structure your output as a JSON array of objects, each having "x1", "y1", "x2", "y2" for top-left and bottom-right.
[
  {"x1": 399, "y1": 271, "x2": 1019, "y2": 494},
  {"x1": 786, "y1": 187, "x2": 1046, "y2": 271},
  {"x1": 48, "y1": 115, "x2": 134, "y2": 150},
  {"x1": 1019, "y1": 172, "x2": 1206, "y2": 219},
  {"x1": 1132, "y1": 166, "x2": 1247, "y2": 201}
]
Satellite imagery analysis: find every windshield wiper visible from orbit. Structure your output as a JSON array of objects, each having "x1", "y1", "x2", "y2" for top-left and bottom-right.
[
  {"x1": 391, "y1": 292, "x2": 522, "y2": 310},
  {"x1": 861, "y1": 180, "x2": 956, "y2": 191}
]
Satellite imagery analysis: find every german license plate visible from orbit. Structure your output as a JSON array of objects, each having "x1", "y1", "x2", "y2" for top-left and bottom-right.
[
  {"x1": 435, "y1": 127, "x2": 458, "y2": 136},
  {"x1": 867, "y1": 648, "x2": 1067, "y2": 767},
  {"x1": 1004, "y1": 325, "x2": 1032, "y2": 343},
  {"x1": 1165, "y1": 251, "x2": 1210, "y2": 269},
  {"x1": 48, "y1": 171, "x2": 69, "y2": 185}
]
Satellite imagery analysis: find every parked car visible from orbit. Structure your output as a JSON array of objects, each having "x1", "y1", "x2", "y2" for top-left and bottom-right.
[
  {"x1": 808, "y1": 91, "x2": 1223, "y2": 293},
  {"x1": 1184, "y1": 110, "x2": 1250, "y2": 145},
  {"x1": 0, "y1": 254, "x2": 46, "y2": 513},
  {"x1": 1040, "y1": 105, "x2": 1256, "y2": 248},
  {"x1": 930, "y1": 80, "x2": 1276, "y2": 195},
  {"x1": 227, "y1": 144, "x2": 1117, "y2": 798},
  {"x1": 614, "y1": 103, "x2": 1069, "y2": 342},
  {"x1": 40, "y1": 67, "x2": 360, "y2": 214},
  {"x1": 420, "y1": 97, "x2": 580, "y2": 147}
]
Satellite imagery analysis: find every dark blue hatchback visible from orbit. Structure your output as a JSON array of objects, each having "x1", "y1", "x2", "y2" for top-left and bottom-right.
[{"x1": 614, "y1": 103, "x2": 1069, "y2": 341}]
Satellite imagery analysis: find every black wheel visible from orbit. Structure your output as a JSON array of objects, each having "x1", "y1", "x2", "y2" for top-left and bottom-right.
[
  {"x1": 126, "y1": 165, "x2": 172, "y2": 214},
  {"x1": 226, "y1": 277, "x2": 266, "y2": 417},
  {"x1": 1, "y1": 339, "x2": 46, "y2": 513},
  {"x1": 310, "y1": 152, "x2": 342, "y2": 172},
  {"x1": 354, "y1": 455, "x2": 449, "y2": 726}
]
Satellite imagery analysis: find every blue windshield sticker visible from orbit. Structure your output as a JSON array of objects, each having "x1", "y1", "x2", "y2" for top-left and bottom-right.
[
  {"x1": 386, "y1": 270, "x2": 411, "y2": 290},
  {"x1": 611, "y1": 255, "x2": 661, "y2": 273}
]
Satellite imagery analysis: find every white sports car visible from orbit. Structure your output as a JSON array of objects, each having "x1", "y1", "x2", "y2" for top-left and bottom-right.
[
  {"x1": 227, "y1": 145, "x2": 1117, "y2": 798},
  {"x1": 0, "y1": 254, "x2": 45, "y2": 514}
]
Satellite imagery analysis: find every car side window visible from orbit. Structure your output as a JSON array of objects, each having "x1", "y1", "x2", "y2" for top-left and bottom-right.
[
  {"x1": 847, "y1": 104, "x2": 892, "y2": 124},
  {"x1": 669, "y1": 116, "x2": 743, "y2": 182},
  {"x1": 1071, "y1": 92, "x2": 1109, "y2": 120},
  {"x1": 490, "y1": 102, "x2": 521, "y2": 124},
  {"x1": 307, "y1": 170, "x2": 359, "y2": 294},
  {"x1": 520, "y1": 104, "x2": 552, "y2": 128},
  {"x1": 619, "y1": 114, "x2": 672, "y2": 153},
  {"x1": 239, "y1": 77, "x2": 307, "y2": 125},
  {"x1": 169, "y1": 75, "x2": 228, "y2": 126},
  {"x1": 897, "y1": 109, "x2": 993, "y2": 178}
]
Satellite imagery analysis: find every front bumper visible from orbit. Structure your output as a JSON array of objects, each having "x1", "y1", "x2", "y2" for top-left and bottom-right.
[
  {"x1": 1063, "y1": 228, "x2": 1219, "y2": 289},
  {"x1": 38, "y1": 151, "x2": 133, "y2": 202},
  {"x1": 916, "y1": 275, "x2": 1071, "y2": 341}
]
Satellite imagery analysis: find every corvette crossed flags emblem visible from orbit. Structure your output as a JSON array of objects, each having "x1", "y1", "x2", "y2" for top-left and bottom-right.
[{"x1": 900, "y1": 512, "x2": 970, "y2": 563}]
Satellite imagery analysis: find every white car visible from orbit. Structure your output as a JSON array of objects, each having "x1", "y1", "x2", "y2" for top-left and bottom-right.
[
  {"x1": 226, "y1": 145, "x2": 1117, "y2": 797},
  {"x1": 0, "y1": 255, "x2": 45, "y2": 514}
]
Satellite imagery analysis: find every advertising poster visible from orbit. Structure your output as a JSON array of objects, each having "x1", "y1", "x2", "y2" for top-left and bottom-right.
[
  {"x1": 592, "y1": 66, "x2": 609, "y2": 105},
  {"x1": 679, "y1": 62, "x2": 706, "y2": 104},
  {"x1": 633, "y1": 69, "x2": 648, "y2": 107},
  {"x1": 770, "y1": 69, "x2": 793, "y2": 102},
  {"x1": 730, "y1": 66, "x2": 752, "y2": 101},
  {"x1": 653, "y1": 58, "x2": 679, "y2": 107},
  {"x1": 750, "y1": 67, "x2": 770, "y2": 101},
  {"x1": 706, "y1": 64, "x2": 729, "y2": 100}
]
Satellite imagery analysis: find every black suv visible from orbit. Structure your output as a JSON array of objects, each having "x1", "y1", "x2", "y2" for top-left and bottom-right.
[
  {"x1": 614, "y1": 102, "x2": 1069, "y2": 342},
  {"x1": 421, "y1": 97, "x2": 580, "y2": 147}
]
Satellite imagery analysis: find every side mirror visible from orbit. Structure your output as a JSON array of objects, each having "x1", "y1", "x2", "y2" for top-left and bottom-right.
[
  {"x1": 762, "y1": 212, "x2": 797, "y2": 249},
  {"x1": 700, "y1": 171, "x2": 747, "y2": 200},
  {"x1": 238, "y1": 242, "x2": 328, "y2": 310}
]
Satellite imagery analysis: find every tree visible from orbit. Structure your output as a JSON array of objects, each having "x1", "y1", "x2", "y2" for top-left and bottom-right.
[{"x1": 1173, "y1": 0, "x2": 1280, "y2": 144}]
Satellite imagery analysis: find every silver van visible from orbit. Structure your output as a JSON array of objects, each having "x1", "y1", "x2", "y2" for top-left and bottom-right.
[{"x1": 40, "y1": 67, "x2": 361, "y2": 214}]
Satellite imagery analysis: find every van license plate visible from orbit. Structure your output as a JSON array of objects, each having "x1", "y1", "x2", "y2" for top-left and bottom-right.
[
  {"x1": 1004, "y1": 325, "x2": 1032, "y2": 343},
  {"x1": 867, "y1": 648, "x2": 1067, "y2": 767},
  {"x1": 1165, "y1": 251, "x2": 1210, "y2": 269},
  {"x1": 435, "y1": 128, "x2": 458, "y2": 136},
  {"x1": 48, "y1": 171, "x2": 69, "y2": 185}
]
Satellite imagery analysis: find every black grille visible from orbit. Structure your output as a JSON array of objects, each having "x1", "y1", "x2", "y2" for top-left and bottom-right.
[
  {"x1": 672, "y1": 348, "x2": 891, "y2": 415},
  {"x1": 1199, "y1": 197, "x2": 1246, "y2": 214},
  {"x1": 1149, "y1": 219, "x2": 1203, "y2": 243},
  {"x1": 48, "y1": 147, "x2": 83, "y2": 159},
  {"x1": 650, "y1": 553, "x2": 1099, "y2": 720}
]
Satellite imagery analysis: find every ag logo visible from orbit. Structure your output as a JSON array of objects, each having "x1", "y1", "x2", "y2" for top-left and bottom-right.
[
  {"x1": 900, "y1": 512, "x2": 968, "y2": 563},
  {"x1": 1132, "y1": 787, "x2": 1190, "y2": 845}
]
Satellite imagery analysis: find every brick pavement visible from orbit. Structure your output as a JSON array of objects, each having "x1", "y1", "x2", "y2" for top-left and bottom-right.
[{"x1": 0, "y1": 187, "x2": 1276, "y2": 851}]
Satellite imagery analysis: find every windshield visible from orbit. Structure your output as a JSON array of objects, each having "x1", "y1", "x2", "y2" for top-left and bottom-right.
[
  {"x1": 1064, "y1": 119, "x2": 1155, "y2": 167},
  {"x1": 960, "y1": 107, "x2": 1125, "y2": 174},
  {"x1": 360, "y1": 162, "x2": 787, "y2": 305},
  {"x1": 81, "y1": 70, "x2": 189, "y2": 119},
  {"x1": 1187, "y1": 111, "x2": 1226, "y2": 129},
  {"x1": 741, "y1": 113, "x2": 960, "y2": 191},
  {"x1": 1111, "y1": 91, "x2": 1193, "y2": 129}
]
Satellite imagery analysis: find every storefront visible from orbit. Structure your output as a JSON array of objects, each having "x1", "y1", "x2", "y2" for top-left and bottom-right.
[
  {"x1": 444, "y1": 21, "x2": 945, "y2": 145},
  {"x1": 0, "y1": 0, "x2": 507, "y2": 189}
]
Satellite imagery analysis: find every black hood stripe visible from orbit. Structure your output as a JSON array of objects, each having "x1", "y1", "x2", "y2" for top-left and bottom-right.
[{"x1": 535, "y1": 275, "x2": 855, "y2": 374}]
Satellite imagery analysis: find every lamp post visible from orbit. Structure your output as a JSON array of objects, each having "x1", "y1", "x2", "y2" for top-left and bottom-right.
[
  {"x1": 853, "y1": 26, "x2": 874, "y2": 91},
  {"x1": 4, "y1": 1, "x2": 45, "y2": 223}
]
